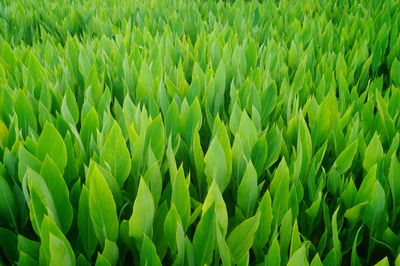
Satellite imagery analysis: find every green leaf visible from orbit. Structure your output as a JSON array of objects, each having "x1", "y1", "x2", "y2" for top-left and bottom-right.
[
  {"x1": 344, "y1": 201, "x2": 368, "y2": 224},
  {"x1": 164, "y1": 204, "x2": 181, "y2": 254},
  {"x1": 332, "y1": 207, "x2": 341, "y2": 265},
  {"x1": 88, "y1": 166, "x2": 119, "y2": 246},
  {"x1": 129, "y1": 178, "x2": 155, "y2": 240},
  {"x1": 363, "y1": 181, "x2": 386, "y2": 234},
  {"x1": 332, "y1": 139, "x2": 358, "y2": 174},
  {"x1": 289, "y1": 220, "x2": 302, "y2": 257},
  {"x1": 145, "y1": 115, "x2": 166, "y2": 163},
  {"x1": 287, "y1": 246, "x2": 308, "y2": 266},
  {"x1": 351, "y1": 226, "x2": 363, "y2": 266},
  {"x1": 0, "y1": 177, "x2": 17, "y2": 229},
  {"x1": 363, "y1": 134, "x2": 383, "y2": 171},
  {"x1": 27, "y1": 169, "x2": 58, "y2": 235},
  {"x1": 80, "y1": 108, "x2": 99, "y2": 152},
  {"x1": 376, "y1": 91, "x2": 396, "y2": 142},
  {"x1": 0, "y1": 228, "x2": 18, "y2": 262},
  {"x1": 37, "y1": 123, "x2": 67, "y2": 173},
  {"x1": 181, "y1": 98, "x2": 202, "y2": 145},
  {"x1": 202, "y1": 180, "x2": 228, "y2": 236},
  {"x1": 204, "y1": 137, "x2": 227, "y2": 192},
  {"x1": 49, "y1": 233, "x2": 74, "y2": 266},
  {"x1": 102, "y1": 240, "x2": 119, "y2": 266},
  {"x1": 14, "y1": 90, "x2": 37, "y2": 138},
  {"x1": 39, "y1": 216, "x2": 75, "y2": 266},
  {"x1": 78, "y1": 186, "x2": 98, "y2": 258},
  {"x1": 389, "y1": 154, "x2": 400, "y2": 215},
  {"x1": 61, "y1": 89, "x2": 79, "y2": 125},
  {"x1": 310, "y1": 254, "x2": 323, "y2": 266},
  {"x1": 271, "y1": 159, "x2": 290, "y2": 223},
  {"x1": 95, "y1": 253, "x2": 112, "y2": 266},
  {"x1": 18, "y1": 235, "x2": 40, "y2": 261},
  {"x1": 40, "y1": 156, "x2": 73, "y2": 234},
  {"x1": 140, "y1": 235, "x2": 162, "y2": 266},
  {"x1": 390, "y1": 58, "x2": 400, "y2": 87},
  {"x1": 265, "y1": 237, "x2": 280, "y2": 265},
  {"x1": 216, "y1": 226, "x2": 232, "y2": 266},
  {"x1": 100, "y1": 121, "x2": 131, "y2": 187},
  {"x1": 193, "y1": 204, "x2": 216, "y2": 266},
  {"x1": 171, "y1": 166, "x2": 190, "y2": 230},
  {"x1": 254, "y1": 190, "x2": 272, "y2": 255},
  {"x1": 18, "y1": 146, "x2": 42, "y2": 182},
  {"x1": 238, "y1": 110, "x2": 258, "y2": 154},
  {"x1": 227, "y1": 212, "x2": 260, "y2": 263},
  {"x1": 237, "y1": 161, "x2": 258, "y2": 217},
  {"x1": 374, "y1": 257, "x2": 389, "y2": 266}
]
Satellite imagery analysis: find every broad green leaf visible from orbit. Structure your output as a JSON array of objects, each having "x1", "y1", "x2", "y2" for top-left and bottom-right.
[
  {"x1": 344, "y1": 201, "x2": 368, "y2": 224},
  {"x1": 391, "y1": 58, "x2": 400, "y2": 87},
  {"x1": 88, "y1": 166, "x2": 119, "y2": 246},
  {"x1": 27, "y1": 169, "x2": 59, "y2": 235},
  {"x1": 102, "y1": 240, "x2": 119, "y2": 266},
  {"x1": 351, "y1": 226, "x2": 363, "y2": 266},
  {"x1": 40, "y1": 156, "x2": 73, "y2": 234},
  {"x1": 140, "y1": 235, "x2": 162, "y2": 266},
  {"x1": 0, "y1": 228, "x2": 18, "y2": 262},
  {"x1": 78, "y1": 186, "x2": 98, "y2": 258},
  {"x1": 332, "y1": 139, "x2": 358, "y2": 174},
  {"x1": 18, "y1": 235, "x2": 40, "y2": 261},
  {"x1": 171, "y1": 166, "x2": 190, "y2": 229},
  {"x1": 49, "y1": 234, "x2": 74, "y2": 266},
  {"x1": 80, "y1": 108, "x2": 99, "y2": 152},
  {"x1": 204, "y1": 137, "x2": 227, "y2": 191},
  {"x1": 250, "y1": 134, "x2": 268, "y2": 175},
  {"x1": 39, "y1": 216, "x2": 75, "y2": 266},
  {"x1": 227, "y1": 212, "x2": 260, "y2": 263},
  {"x1": 193, "y1": 204, "x2": 216, "y2": 266},
  {"x1": 265, "y1": 237, "x2": 280, "y2": 265},
  {"x1": 61, "y1": 89, "x2": 79, "y2": 125},
  {"x1": 164, "y1": 204, "x2": 181, "y2": 254},
  {"x1": 287, "y1": 246, "x2": 308, "y2": 266},
  {"x1": 14, "y1": 90, "x2": 37, "y2": 138},
  {"x1": 145, "y1": 115, "x2": 166, "y2": 163},
  {"x1": 272, "y1": 159, "x2": 290, "y2": 223},
  {"x1": 0, "y1": 177, "x2": 17, "y2": 229},
  {"x1": 238, "y1": 161, "x2": 258, "y2": 217},
  {"x1": 101, "y1": 122, "x2": 131, "y2": 187},
  {"x1": 363, "y1": 134, "x2": 383, "y2": 171},
  {"x1": 332, "y1": 207, "x2": 341, "y2": 265},
  {"x1": 375, "y1": 257, "x2": 389, "y2": 266},
  {"x1": 389, "y1": 154, "x2": 400, "y2": 214},
  {"x1": 18, "y1": 146, "x2": 42, "y2": 182},
  {"x1": 238, "y1": 110, "x2": 258, "y2": 154},
  {"x1": 289, "y1": 220, "x2": 302, "y2": 257},
  {"x1": 129, "y1": 178, "x2": 155, "y2": 240},
  {"x1": 310, "y1": 254, "x2": 323, "y2": 266},
  {"x1": 363, "y1": 181, "x2": 386, "y2": 234},
  {"x1": 216, "y1": 226, "x2": 232, "y2": 266},
  {"x1": 202, "y1": 180, "x2": 228, "y2": 236},
  {"x1": 37, "y1": 123, "x2": 67, "y2": 173},
  {"x1": 254, "y1": 190, "x2": 272, "y2": 254}
]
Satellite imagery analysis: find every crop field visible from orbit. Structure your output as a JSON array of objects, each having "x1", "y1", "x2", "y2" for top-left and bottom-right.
[{"x1": 0, "y1": 0, "x2": 399, "y2": 265}]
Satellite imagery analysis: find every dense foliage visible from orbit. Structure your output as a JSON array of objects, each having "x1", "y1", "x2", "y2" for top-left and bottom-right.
[{"x1": 0, "y1": 0, "x2": 399, "y2": 265}]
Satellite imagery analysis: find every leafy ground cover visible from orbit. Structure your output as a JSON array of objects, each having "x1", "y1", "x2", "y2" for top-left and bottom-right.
[{"x1": 0, "y1": 0, "x2": 399, "y2": 265}]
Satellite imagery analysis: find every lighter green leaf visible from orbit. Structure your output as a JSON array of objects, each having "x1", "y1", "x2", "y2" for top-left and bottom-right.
[
  {"x1": 129, "y1": 178, "x2": 155, "y2": 240},
  {"x1": 363, "y1": 134, "x2": 383, "y2": 171},
  {"x1": 37, "y1": 123, "x2": 67, "y2": 173},
  {"x1": 227, "y1": 212, "x2": 260, "y2": 263},
  {"x1": 101, "y1": 122, "x2": 131, "y2": 187},
  {"x1": 238, "y1": 161, "x2": 258, "y2": 217},
  {"x1": 88, "y1": 166, "x2": 119, "y2": 246}
]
